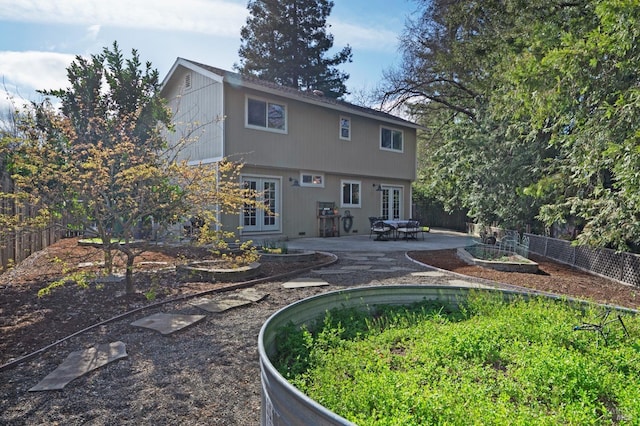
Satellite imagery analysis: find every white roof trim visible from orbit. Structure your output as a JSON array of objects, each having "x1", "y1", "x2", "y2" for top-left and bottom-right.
[{"x1": 161, "y1": 58, "x2": 224, "y2": 90}]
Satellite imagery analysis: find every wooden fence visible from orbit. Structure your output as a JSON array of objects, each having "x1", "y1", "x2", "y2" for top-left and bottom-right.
[
  {"x1": 412, "y1": 199, "x2": 469, "y2": 232},
  {"x1": 0, "y1": 225, "x2": 63, "y2": 271},
  {"x1": 0, "y1": 169, "x2": 65, "y2": 271}
]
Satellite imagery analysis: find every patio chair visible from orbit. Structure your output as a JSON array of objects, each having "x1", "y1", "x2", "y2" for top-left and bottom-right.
[
  {"x1": 396, "y1": 220, "x2": 421, "y2": 240},
  {"x1": 371, "y1": 220, "x2": 392, "y2": 241},
  {"x1": 414, "y1": 219, "x2": 430, "y2": 240},
  {"x1": 368, "y1": 216, "x2": 380, "y2": 239}
]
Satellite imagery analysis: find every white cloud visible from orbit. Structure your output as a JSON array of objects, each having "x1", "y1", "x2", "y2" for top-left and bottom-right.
[
  {"x1": 87, "y1": 24, "x2": 101, "y2": 40},
  {"x1": 0, "y1": 51, "x2": 75, "y2": 94},
  {"x1": 330, "y1": 20, "x2": 399, "y2": 53},
  {"x1": 0, "y1": 0, "x2": 248, "y2": 38}
]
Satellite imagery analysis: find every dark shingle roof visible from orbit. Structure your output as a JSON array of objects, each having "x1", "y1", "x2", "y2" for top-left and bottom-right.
[{"x1": 175, "y1": 58, "x2": 420, "y2": 129}]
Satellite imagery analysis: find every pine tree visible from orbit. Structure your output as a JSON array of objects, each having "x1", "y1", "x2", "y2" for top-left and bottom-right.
[{"x1": 235, "y1": 0, "x2": 352, "y2": 99}]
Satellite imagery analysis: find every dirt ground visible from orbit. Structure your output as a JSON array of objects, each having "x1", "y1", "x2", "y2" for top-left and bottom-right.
[
  {"x1": 1, "y1": 237, "x2": 639, "y2": 425},
  {"x1": 2, "y1": 238, "x2": 637, "y2": 368},
  {"x1": 0, "y1": 238, "x2": 334, "y2": 367},
  {"x1": 408, "y1": 250, "x2": 640, "y2": 310}
]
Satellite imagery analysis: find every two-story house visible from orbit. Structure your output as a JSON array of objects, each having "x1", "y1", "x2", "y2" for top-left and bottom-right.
[{"x1": 160, "y1": 58, "x2": 421, "y2": 240}]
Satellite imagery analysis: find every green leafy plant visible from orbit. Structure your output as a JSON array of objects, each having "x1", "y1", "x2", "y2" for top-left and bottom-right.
[
  {"x1": 260, "y1": 240, "x2": 288, "y2": 254},
  {"x1": 273, "y1": 292, "x2": 640, "y2": 424}
]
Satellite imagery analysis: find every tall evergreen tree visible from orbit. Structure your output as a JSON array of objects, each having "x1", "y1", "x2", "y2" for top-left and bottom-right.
[{"x1": 235, "y1": 0, "x2": 352, "y2": 99}]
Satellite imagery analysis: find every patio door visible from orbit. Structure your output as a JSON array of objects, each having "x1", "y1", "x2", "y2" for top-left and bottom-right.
[
  {"x1": 242, "y1": 177, "x2": 280, "y2": 232},
  {"x1": 381, "y1": 186, "x2": 403, "y2": 220}
]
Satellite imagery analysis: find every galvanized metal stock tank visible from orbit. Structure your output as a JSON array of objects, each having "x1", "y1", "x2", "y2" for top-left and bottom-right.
[{"x1": 258, "y1": 285, "x2": 539, "y2": 425}]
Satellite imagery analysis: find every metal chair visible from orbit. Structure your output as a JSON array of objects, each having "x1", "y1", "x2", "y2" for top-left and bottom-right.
[
  {"x1": 368, "y1": 216, "x2": 380, "y2": 239},
  {"x1": 371, "y1": 220, "x2": 392, "y2": 241}
]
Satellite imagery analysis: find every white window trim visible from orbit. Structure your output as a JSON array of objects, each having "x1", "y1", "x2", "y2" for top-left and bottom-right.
[
  {"x1": 239, "y1": 174, "x2": 282, "y2": 234},
  {"x1": 340, "y1": 179, "x2": 361, "y2": 208},
  {"x1": 379, "y1": 125, "x2": 404, "y2": 152},
  {"x1": 339, "y1": 116, "x2": 351, "y2": 141},
  {"x1": 245, "y1": 95, "x2": 288, "y2": 134},
  {"x1": 300, "y1": 172, "x2": 325, "y2": 188}
]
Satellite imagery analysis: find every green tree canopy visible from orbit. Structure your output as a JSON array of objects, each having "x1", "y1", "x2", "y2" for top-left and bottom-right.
[
  {"x1": 385, "y1": 0, "x2": 640, "y2": 250},
  {"x1": 235, "y1": 0, "x2": 352, "y2": 99},
  {"x1": 3, "y1": 42, "x2": 261, "y2": 293}
]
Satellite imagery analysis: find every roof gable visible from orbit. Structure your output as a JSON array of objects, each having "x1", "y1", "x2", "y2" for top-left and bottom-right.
[{"x1": 161, "y1": 57, "x2": 421, "y2": 130}]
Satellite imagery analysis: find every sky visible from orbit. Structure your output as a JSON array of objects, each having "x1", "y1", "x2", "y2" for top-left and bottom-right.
[{"x1": 0, "y1": 0, "x2": 419, "y2": 111}]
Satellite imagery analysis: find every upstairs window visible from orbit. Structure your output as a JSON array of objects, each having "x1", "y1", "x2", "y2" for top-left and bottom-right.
[
  {"x1": 246, "y1": 96, "x2": 287, "y2": 133},
  {"x1": 380, "y1": 126, "x2": 403, "y2": 152},
  {"x1": 339, "y1": 116, "x2": 351, "y2": 140}
]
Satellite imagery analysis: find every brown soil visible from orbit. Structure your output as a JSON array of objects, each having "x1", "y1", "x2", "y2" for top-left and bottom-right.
[
  {"x1": 2, "y1": 239, "x2": 638, "y2": 367},
  {"x1": 0, "y1": 237, "x2": 332, "y2": 366},
  {"x1": 408, "y1": 250, "x2": 640, "y2": 310},
  {"x1": 1, "y1": 238, "x2": 639, "y2": 425}
]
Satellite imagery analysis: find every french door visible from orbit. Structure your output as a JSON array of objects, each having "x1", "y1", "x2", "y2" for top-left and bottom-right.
[
  {"x1": 381, "y1": 186, "x2": 403, "y2": 220},
  {"x1": 242, "y1": 177, "x2": 280, "y2": 232}
]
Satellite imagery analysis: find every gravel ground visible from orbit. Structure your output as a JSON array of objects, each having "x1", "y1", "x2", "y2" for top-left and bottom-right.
[
  {"x1": 1, "y1": 251, "x2": 466, "y2": 426},
  {"x1": 2, "y1": 246, "x2": 635, "y2": 426}
]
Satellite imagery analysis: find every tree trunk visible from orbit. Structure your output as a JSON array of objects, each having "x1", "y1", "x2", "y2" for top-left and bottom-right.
[
  {"x1": 100, "y1": 240, "x2": 115, "y2": 274},
  {"x1": 119, "y1": 244, "x2": 136, "y2": 294},
  {"x1": 125, "y1": 252, "x2": 135, "y2": 294}
]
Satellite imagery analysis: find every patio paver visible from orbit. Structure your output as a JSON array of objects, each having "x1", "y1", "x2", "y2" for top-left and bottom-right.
[
  {"x1": 29, "y1": 341, "x2": 127, "y2": 391},
  {"x1": 130, "y1": 313, "x2": 206, "y2": 335}
]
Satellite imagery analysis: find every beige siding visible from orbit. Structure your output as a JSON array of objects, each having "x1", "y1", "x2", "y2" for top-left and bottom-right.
[
  {"x1": 223, "y1": 165, "x2": 413, "y2": 239},
  {"x1": 163, "y1": 67, "x2": 224, "y2": 163},
  {"x1": 224, "y1": 86, "x2": 417, "y2": 181},
  {"x1": 163, "y1": 60, "x2": 420, "y2": 240}
]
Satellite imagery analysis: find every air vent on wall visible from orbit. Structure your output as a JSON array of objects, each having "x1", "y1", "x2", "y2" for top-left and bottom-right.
[{"x1": 185, "y1": 73, "x2": 192, "y2": 90}]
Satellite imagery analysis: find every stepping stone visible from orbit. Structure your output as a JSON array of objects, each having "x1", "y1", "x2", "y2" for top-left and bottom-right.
[
  {"x1": 29, "y1": 341, "x2": 127, "y2": 392},
  {"x1": 282, "y1": 277, "x2": 329, "y2": 288},
  {"x1": 190, "y1": 289, "x2": 268, "y2": 313},
  {"x1": 311, "y1": 269, "x2": 355, "y2": 275},
  {"x1": 131, "y1": 313, "x2": 206, "y2": 335},
  {"x1": 447, "y1": 279, "x2": 492, "y2": 289},
  {"x1": 78, "y1": 261, "x2": 105, "y2": 268},
  {"x1": 192, "y1": 298, "x2": 254, "y2": 313},
  {"x1": 411, "y1": 271, "x2": 446, "y2": 277},
  {"x1": 344, "y1": 256, "x2": 370, "y2": 261},
  {"x1": 236, "y1": 288, "x2": 265, "y2": 302},
  {"x1": 341, "y1": 265, "x2": 372, "y2": 270},
  {"x1": 137, "y1": 261, "x2": 169, "y2": 266},
  {"x1": 389, "y1": 267, "x2": 417, "y2": 272}
]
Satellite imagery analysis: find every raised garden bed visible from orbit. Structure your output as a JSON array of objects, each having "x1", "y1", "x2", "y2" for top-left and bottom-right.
[
  {"x1": 457, "y1": 245, "x2": 538, "y2": 273},
  {"x1": 259, "y1": 286, "x2": 637, "y2": 425}
]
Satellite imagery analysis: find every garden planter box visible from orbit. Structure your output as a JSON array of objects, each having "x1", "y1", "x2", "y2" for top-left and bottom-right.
[
  {"x1": 258, "y1": 285, "x2": 531, "y2": 425},
  {"x1": 457, "y1": 246, "x2": 539, "y2": 273},
  {"x1": 258, "y1": 285, "x2": 635, "y2": 425}
]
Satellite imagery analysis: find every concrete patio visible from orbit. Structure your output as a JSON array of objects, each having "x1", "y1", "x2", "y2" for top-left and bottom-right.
[{"x1": 286, "y1": 228, "x2": 476, "y2": 253}]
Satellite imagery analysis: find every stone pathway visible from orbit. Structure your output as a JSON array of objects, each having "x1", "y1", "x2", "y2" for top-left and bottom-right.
[
  {"x1": 29, "y1": 342, "x2": 128, "y2": 391},
  {"x1": 29, "y1": 250, "x2": 488, "y2": 391}
]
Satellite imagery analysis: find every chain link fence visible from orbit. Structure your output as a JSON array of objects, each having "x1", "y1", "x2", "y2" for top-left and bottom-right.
[{"x1": 525, "y1": 233, "x2": 640, "y2": 288}]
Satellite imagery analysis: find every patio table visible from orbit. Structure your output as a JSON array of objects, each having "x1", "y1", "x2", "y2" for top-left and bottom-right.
[{"x1": 382, "y1": 220, "x2": 410, "y2": 240}]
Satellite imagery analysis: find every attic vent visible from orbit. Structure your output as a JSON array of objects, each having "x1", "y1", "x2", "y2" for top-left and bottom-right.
[
  {"x1": 184, "y1": 73, "x2": 192, "y2": 90},
  {"x1": 312, "y1": 89, "x2": 324, "y2": 97}
]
